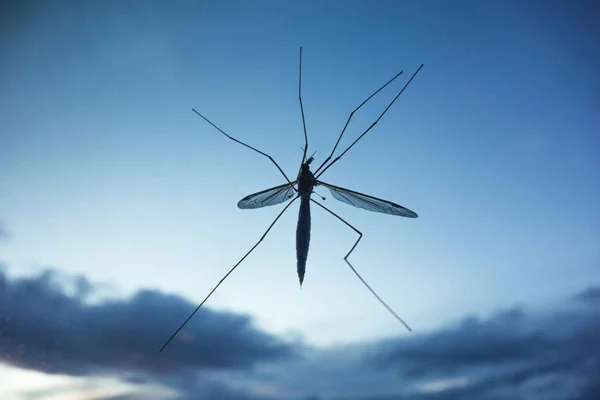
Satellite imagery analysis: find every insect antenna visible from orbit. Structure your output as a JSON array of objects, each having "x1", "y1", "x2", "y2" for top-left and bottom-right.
[
  {"x1": 315, "y1": 64, "x2": 424, "y2": 179},
  {"x1": 159, "y1": 196, "x2": 300, "y2": 352},
  {"x1": 310, "y1": 198, "x2": 412, "y2": 332}
]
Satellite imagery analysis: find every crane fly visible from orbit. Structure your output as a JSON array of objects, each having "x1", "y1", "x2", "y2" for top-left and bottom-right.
[{"x1": 160, "y1": 47, "x2": 423, "y2": 353}]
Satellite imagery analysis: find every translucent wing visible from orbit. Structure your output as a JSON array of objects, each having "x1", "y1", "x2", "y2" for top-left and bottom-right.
[
  {"x1": 237, "y1": 182, "x2": 297, "y2": 209},
  {"x1": 317, "y1": 181, "x2": 418, "y2": 218}
]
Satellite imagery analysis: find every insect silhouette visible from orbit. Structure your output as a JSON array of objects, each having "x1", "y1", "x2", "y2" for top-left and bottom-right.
[{"x1": 160, "y1": 47, "x2": 423, "y2": 352}]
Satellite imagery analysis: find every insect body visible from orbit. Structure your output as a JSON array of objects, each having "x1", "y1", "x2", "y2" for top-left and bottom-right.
[
  {"x1": 295, "y1": 156, "x2": 317, "y2": 286},
  {"x1": 160, "y1": 47, "x2": 423, "y2": 353}
]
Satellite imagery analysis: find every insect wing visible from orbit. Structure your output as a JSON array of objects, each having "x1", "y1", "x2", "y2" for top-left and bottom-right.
[
  {"x1": 238, "y1": 182, "x2": 297, "y2": 209},
  {"x1": 318, "y1": 181, "x2": 417, "y2": 218}
]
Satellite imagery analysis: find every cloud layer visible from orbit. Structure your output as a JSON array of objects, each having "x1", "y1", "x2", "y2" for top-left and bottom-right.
[
  {"x1": 1, "y1": 265, "x2": 598, "y2": 400},
  {"x1": 0, "y1": 268, "x2": 294, "y2": 379},
  {"x1": 368, "y1": 295, "x2": 600, "y2": 400}
]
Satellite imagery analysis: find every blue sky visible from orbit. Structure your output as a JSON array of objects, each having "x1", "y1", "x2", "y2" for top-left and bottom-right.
[{"x1": 1, "y1": 1, "x2": 599, "y2": 399}]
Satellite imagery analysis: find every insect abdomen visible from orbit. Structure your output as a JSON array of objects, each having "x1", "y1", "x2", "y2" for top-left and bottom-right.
[{"x1": 296, "y1": 198, "x2": 311, "y2": 286}]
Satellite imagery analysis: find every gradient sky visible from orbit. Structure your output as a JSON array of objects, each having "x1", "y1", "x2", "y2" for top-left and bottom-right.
[{"x1": 1, "y1": 1, "x2": 599, "y2": 399}]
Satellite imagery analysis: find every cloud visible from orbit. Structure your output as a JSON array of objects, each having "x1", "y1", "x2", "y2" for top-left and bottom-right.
[
  {"x1": 573, "y1": 286, "x2": 600, "y2": 304},
  {"x1": 0, "y1": 268, "x2": 295, "y2": 380},
  {"x1": 368, "y1": 286, "x2": 600, "y2": 400},
  {"x1": 1, "y1": 265, "x2": 599, "y2": 400}
]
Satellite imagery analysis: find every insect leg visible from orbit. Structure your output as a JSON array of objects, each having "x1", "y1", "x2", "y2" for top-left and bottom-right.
[
  {"x1": 313, "y1": 70, "x2": 404, "y2": 175},
  {"x1": 316, "y1": 64, "x2": 424, "y2": 179},
  {"x1": 310, "y1": 199, "x2": 412, "y2": 332},
  {"x1": 192, "y1": 108, "x2": 295, "y2": 188},
  {"x1": 298, "y1": 46, "x2": 308, "y2": 167},
  {"x1": 159, "y1": 196, "x2": 299, "y2": 353}
]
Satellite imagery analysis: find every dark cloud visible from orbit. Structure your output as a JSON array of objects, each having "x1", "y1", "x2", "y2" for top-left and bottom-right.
[
  {"x1": 368, "y1": 285, "x2": 600, "y2": 400},
  {"x1": 0, "y1": 268, "x2": 295, "y2": 381},
  {"x1": 2, "y1": 264, "x2": 599, "y2": 400},
  {"x1": 573, "y1": 286, "x2": 600, "y2": 304}
]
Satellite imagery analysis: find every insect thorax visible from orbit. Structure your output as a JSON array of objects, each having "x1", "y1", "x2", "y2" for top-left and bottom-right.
[{"x1": 297, "y1": 162, "x2": 316, "y2": 198}]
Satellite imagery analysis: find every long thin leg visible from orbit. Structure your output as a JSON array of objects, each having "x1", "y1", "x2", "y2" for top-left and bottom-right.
[
  {"x1": 159, "y1": 196, "x2": 299, "y2": 352},
  {"x1": 316, "y1": 64, "x2": 424, "y2": 179},
  {"x1": 192, "y1": 108, "x2": 295, "y2": 188},
  {"x1": 313, "y1": 70, "x2": 404, "y2": 175},
  {"x1": 310, "y1": 199, "x2": 412, "y2": 332},
  {"x1": 298, "y1": 46, "x2": 309, "y2": 167}
]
